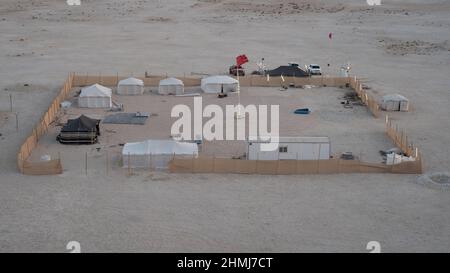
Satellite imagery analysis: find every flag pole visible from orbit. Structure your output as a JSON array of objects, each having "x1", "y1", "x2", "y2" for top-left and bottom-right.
[
  {"x1": 235, "y1": 55, "x2": 244, "y2": 119},
  {"x1": 237, "y1": 63, "x2": 242, "y2": 119}
]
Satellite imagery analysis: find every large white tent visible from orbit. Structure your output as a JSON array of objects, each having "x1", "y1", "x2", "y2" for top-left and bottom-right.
[
  {"x1": 201, "y1": 75, "x2": 238, "y2": 93},
  {"x1": 122, "y1": 139, "x2": 198, "y2": 169},
  {"x1": 381, "y1": 94, "x2": 409, "y2": 111},
  {"x1": 158, "y1": 77, "x2": 184, "y2": 95},
  {"x1": 117, "y1": 77, "x2": 144, "y2": 95},
  {"x1": 78, "y1": 84, "x2": 112, "y2": 108}
]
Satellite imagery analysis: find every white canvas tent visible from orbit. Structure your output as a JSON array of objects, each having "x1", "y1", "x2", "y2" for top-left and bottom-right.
[
  {"x1": 158, "y1": 77, "x2": 184, "y2": 95},
  {"x1": 122, "y1": 139, "x2": 198, "y2": 169},
  {"x1": 201, "y1": 75, "x2": 238, "y2": 93},
  {"x1": 117, "y1": 77, "x2": 144, "y2": 95},
  {"x1": 381, "y1": 94, "x2": 409, "y2": 111},
  {"x1": 78, "y1": 84, "x2": 112, "y2": 108}
]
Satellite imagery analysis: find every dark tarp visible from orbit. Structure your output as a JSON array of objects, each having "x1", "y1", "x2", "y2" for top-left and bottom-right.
[
  {"x1": 61, "y1": 114, "x2": 100, "y2": 134},
  {"x1": 57, "y1": 115, "x2": 101, "y2": 144},
  {"x1": 267, "y1": 66, "x2": 309, "y2": 77}
]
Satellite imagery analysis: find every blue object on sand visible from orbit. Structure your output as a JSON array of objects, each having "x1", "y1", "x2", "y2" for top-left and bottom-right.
[{"x1": 294, "y1": 108, "x2": 311, "y2": 115}]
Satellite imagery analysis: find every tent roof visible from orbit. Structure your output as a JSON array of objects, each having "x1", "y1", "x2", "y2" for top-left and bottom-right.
[
  {"x1": 382, "y1": 94, "x2": 408, "y2": 101},
  {"x1": 80, "y1": 84, "x2": 112, "y2": 97},
  {"x1": 267, "y1": 66, "x2": 308, "y2": 77},
  {"x1": 61, "y1": 115, "x2": 100, "y2": 133},
  {"x1": 159, "y1": 77, "x2": 184, "y2": 86},
  {"x1": 122, "y1": 139, "x2": 198, "y2": 155},
  {"x1": 201, "y1": 75, "x2": 238, "y2": 85},
  {"x1": 118, "y1": 77, "x2": 144, "y2": 86}
]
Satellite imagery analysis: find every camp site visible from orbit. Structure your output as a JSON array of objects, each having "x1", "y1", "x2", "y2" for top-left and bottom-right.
[{"x1": 0, "y1": 0, "x2": 449, "y2": 254}]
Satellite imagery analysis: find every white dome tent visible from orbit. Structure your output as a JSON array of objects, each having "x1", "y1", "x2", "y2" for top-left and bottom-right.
[
  {"x1": 158, "y1": 77, "x2": 184, "y2": 95},
  {"x1": 122, "y1": 139, "x2": 198, "y2": 170},
  {"x1": 78, "y1": 84, "x2": 112, "y2": 108},
  {"x1": 381, "y1": 94, "x2": 409, "y2": 112},
  {"x1": 201, "y1": 75, "x2": 238, "y2": 94},
  {"x1": 117, "y1": 77, "x2": 144, "y2": 95}
]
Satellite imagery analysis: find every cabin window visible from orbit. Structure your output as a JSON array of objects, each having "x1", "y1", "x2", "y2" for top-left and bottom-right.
[{"x1": 279, "y1": 146, "x2": 288, "y2": 153}]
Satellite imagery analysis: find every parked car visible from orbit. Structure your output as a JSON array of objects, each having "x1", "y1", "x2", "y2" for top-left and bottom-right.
[
  {"x1": 229, "y1": 65, "x2": 245, "y2": 76},
  {"x1": 308, "y1": 64, "x2": 322, "y2": 75}
]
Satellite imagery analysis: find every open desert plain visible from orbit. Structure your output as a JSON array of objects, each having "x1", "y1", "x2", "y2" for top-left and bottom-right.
[{"x1": 0, "y1": 0, "x2": 449, "y2": 252}]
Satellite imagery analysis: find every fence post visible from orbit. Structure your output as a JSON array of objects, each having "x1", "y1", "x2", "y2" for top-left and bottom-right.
[
  {"x1": 191, "y1": 152, "x2": 195, "y2": 173},
  {"x1": 85, "y1": 151, "x2": 88, "y2": 176},
  {"x1": 58, "y1": 152, "x2": 61, "y2": 170},
  {"x1": 277, "y1": 151, "x2": 280, "y2": 175},
  {"x1": 171, "y1": 152, "x2": 175, "y2": 172},
  {"x1": 150, "y1": 153, "x2": 153, "y2": 171},
  {"x1": 256, "y1": 151, "x2": 259, "y2": 173},
  {"x1": 128, "y1": 152, "x2": 131, "y2": 176},
  {"x1": 106, "y1": 150, "x2": 109, "y2": 176},
  {"x1": 15, "y1": 112, "x2": 19, "y2": 132},
  {"x1": 317, "y1": 143, "x2": 323, "y2": 173}
]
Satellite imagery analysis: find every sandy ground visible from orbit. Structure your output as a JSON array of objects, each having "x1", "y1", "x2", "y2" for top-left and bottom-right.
[{"x1": 0, "y1": 0, "x2": 449, "y2": 252}]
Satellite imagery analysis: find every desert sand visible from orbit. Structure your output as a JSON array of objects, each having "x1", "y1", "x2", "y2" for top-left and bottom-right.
[{"x1": 0, "y1": 0, "x2": 449, "y2": 252}]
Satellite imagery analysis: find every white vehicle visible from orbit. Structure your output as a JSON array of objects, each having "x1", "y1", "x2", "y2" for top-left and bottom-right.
[{"x1": 308, "y1": 64, "x2": 322, "y2": 75}]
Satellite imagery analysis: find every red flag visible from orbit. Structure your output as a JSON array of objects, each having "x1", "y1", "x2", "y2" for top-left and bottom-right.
[{"x1": 236, "y1": 54, "x2": 249, "y2": 66}]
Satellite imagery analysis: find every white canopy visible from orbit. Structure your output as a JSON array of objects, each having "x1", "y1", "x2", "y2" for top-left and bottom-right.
[
  {"x1": 159, "y1": 77, "x2": 183, "y2": 86},
  {"x1": 158, "y1": 77, "x2": 184, "y2": 95},
  {"x1": 381, "y1": 94, "x2": 409, "y2": 111},
  {"x1": 78, "y1": 84, "x2": 112, "y2": 108},
  {"x1": 118, "y1": 77, "x2": 144, "y2": 86},
  {"x1": 123, "y1": 139, "x2": 198, "y2": 155},
  {"x1": 117, "y1": 77, "x2": 144, "y2": 95},
  {"x1": 201, "y1": 75, "x2": 238, "y2": 93},
  {"x1": 382, "y1": 94, "x2": 408, "y2": 102},
  {"x1": 80, "y1": 84, "x2": 112, "y2": 97},
  {"x1": 122, "y1": 139, "x2": 198, "y2": 169}
]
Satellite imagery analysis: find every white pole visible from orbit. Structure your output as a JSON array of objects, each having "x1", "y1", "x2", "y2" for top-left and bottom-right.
[{"x1": 237, "y1": 63, "x2": 242, "y2": 119}]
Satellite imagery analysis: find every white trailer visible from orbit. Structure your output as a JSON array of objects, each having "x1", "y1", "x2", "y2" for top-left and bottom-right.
[{"x1": 247, "y1": 137, "x2": 330, "y2": 160}]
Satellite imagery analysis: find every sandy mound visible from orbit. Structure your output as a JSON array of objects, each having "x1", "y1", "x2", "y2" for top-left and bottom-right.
[
  {"x1": 144, "y1": 16, "x2": 173, "y2": 23},
  {"x1": 417, "y1": 172, "x2": 450, "y2": 191},
  {"x1": 193, "y1": 0, "x2": 347, "y2": 15},
  {"x1": 378, "y1": 38, "x2": 450, "y2": 56}
]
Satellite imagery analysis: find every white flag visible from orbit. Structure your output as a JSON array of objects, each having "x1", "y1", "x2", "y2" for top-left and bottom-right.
[{"x1": 281, "y1": 75, "x2": 285, "y2": 82}]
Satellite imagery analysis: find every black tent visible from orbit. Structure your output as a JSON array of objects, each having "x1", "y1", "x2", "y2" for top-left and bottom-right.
[
  {"x1": 57, "y1": 115, "x2": 101, "y2": 144},
  {"x1": 267, "y1": 66, "x2": 309, "y2": 77}
]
